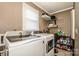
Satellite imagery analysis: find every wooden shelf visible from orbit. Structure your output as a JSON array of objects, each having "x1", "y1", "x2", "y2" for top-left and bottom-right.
[
  {"x1": 48, "y1": 25, "x2": 58, "y2": 28},
  {"x1": 48, "y1": 24, "x2": 58, "y2": 28},
  {"x1": 56, "y1": 47, "x2": 71, "y2": 52},
  {"x1": 49, "y1": 27, "x2": 58, "y2": 29},
  {"x1": 57, "y1": 43, "x2": 71, "y2": 46}
]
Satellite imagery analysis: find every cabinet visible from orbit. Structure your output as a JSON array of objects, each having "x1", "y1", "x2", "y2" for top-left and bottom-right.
[{"x1": 9, "y1": 39, "x2": 45, "y2": 56}]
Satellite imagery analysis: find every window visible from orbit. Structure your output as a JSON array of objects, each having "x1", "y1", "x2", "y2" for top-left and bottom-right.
[{"x1": 23, "y1": 3, "x2": 39, "y2": 31}]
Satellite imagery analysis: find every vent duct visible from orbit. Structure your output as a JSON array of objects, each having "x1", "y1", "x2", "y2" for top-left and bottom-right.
[{"x1": 41, "y1": 13, "x2": 51, "y2": 21}]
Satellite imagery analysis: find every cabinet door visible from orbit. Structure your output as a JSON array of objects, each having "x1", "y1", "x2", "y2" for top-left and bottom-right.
[{"x1": 9, "y1": 39, "x2": 44, "y2": 56}]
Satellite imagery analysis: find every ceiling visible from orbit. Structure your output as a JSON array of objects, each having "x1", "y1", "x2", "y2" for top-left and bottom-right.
[{"x1": 33, "y1": 2, "x2": 73, "y2": 14}]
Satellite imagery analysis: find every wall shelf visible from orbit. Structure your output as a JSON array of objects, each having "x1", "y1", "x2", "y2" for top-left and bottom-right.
[{"x1": 48, "y1": 25, "x2": 58, "y2": 29}]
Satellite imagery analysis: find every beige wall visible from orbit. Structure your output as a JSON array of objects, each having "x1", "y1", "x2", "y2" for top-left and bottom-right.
[
  {"x1": 0, "y1": 2, "x2": 22, "y2": 34},
  {"x1": 75, "y1": 3, "x2": 79, "y2": 31},
  {"x1": 75, "y1": 2, "x2": 79, "y2": 56},
  {"x1": 39, "y1": 18, "x2": 48, "y2": 32},
  {"x1": 50, "y1": 10, "x2": 71, "y2": 36}
]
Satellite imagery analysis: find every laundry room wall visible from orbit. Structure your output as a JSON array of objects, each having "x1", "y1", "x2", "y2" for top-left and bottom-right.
[
  {"x1": 50, "y1": 10, "x2": 71, "y2": 36},
  {"x1": 0, "y1": 2, "x2": 22, "y2": 34},
  {"x1": 75, "y1": 2, "x2": 79, "y2": 56},
  {"x1": 0, "y1": 2, "x2": 48, "y2": 34}
]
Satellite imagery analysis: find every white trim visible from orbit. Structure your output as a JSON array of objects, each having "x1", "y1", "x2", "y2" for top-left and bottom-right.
[
  {"x1": 32, "y1": 3, "x2": 73, "y2": 15},
  {"x1": 71, "y1": 9, "x2": 75, "y2": 39},
  {"x1": 50, "y1": 7, "x2": 73, "y2": 15},
  {"x1": 22, "y1": 2, "x2": 24, "y2": 31},
  {"x1": 22, "y1": 3, "x2": 23, "y2": 31},
  {"x1": 33, "y1": 2, "x2": 49, "y2": 14}
]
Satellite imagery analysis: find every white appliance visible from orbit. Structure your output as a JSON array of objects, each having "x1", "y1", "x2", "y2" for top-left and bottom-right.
[
  {"x1": 34, "y1": 34, "x2": 54, "y2": 56},
  {"x1": 4, "y1": 31, "x2": 45, "y2": 56},
  {"x1": 45, "y1": 36, "x2": 54, "y2": 56}
]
